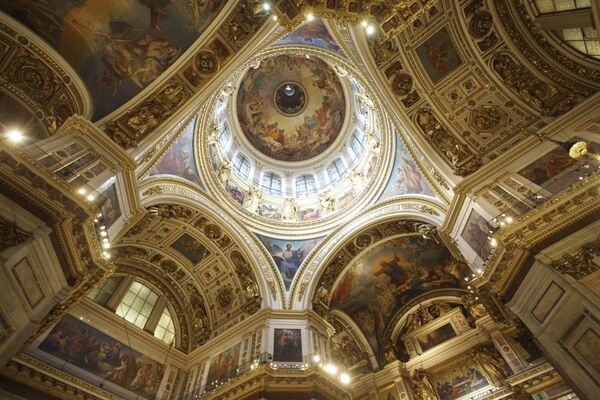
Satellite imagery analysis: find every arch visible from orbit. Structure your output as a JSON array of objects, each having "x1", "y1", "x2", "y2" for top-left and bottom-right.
[{"x1": 291, "y1": 198, "x2": 448, "y2": 309}]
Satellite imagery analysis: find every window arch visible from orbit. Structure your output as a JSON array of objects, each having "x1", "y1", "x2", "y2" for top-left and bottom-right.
[
  {"x1": 87, "y1": 277, "x2": 177, "y2": 345},
  {"x1": 530, "y1": 0, "x2": 590, "y2": 14},
  {"x1": 327, "y1": 158, "x2": 346, "y2": 186},
  {"x1": 261, "y1": 171, "x2": 282, "y2": 196},
  {"x1": 233, "y1": 153, "x2": 251, "y2": 180},
  {"x1": 350, "y1": 130, "x2": 365, "y2": 157},
  {"x1": 296, "y1": 174, "x2": 317, "y2": 197},
  {"x1": 218, "y1": 123, "x2": 231, "y2": 151}
]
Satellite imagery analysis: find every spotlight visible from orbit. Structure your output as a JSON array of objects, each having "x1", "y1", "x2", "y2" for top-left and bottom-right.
[
  {"x1": 306, "y1": 12, "x2": 314, "y2": 21},
  {"x1": 476, "y1": 268, "x2": 482, "y2": 274},
  {"x1": 464, "y1": 277, "x2": 469, "y2": 281},
  {"x1": 361, "y1": 20, "x2": 368, "y2": 28},
  {"x1": 99, "y1": 225, "x2": 106, "y2": 231},
  {"x1": 6, "y1": 129, "x2": 24, "y2": 143},
  {"x1": 490, "y1": 238, "x2": 498, "y2": 247},
  {"x1": 97, "y1": 213, "x2": 102, "y2": 218},
  {"x1": 102, "y1": 243, "x2": 110, "y2": 249},
  {"x1": 77, "y1": 188, "x2": 87, "y2": 195},
  {"x1": 505, "y1": 216, "x2": 513, "y2": 223},
  {"x1": 86, "y1": 194, "x2": 95, "y2": 201},
  {"x1": 323, "y1": 363, "x2": 338, "y2": 375},
  {"x1": 100, "y1": 231, "x2": 108, "y2": 237},
  {"x1": 312, "y1": 354, "x2": 321, "y2": 363},
  {"x1": 340, "y1": 372, "x2": 351, "y2": 384},
  {"x1": 262, "y1": 2, "x2": 271, "y2": 11},
  {"x1": 102, "y1": 238, "x2": 109, "y2": 243},
  {"x1": 272, "y1": 15, "x2": 278, "y2": 21},
  {"x1": 365, "y1": 25, "x2": 375, "y2": 35}
]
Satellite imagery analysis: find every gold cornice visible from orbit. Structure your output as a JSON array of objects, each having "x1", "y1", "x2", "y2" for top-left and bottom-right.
[{"x1": 476, "y1": 174, "x2": 600, "y2": 296}]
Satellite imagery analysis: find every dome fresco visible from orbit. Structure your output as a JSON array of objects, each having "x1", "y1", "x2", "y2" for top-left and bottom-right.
[{"x1": 236, "y1": 54, "x2": 346, "y2": 162}]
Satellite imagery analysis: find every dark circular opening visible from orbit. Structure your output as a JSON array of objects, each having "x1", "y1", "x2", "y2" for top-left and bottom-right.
[{"x1": 274, "y1": 82, "x2": 307, "y2": 116}]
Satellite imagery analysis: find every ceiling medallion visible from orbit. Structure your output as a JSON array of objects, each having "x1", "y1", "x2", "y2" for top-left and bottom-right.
[{"x1": 274, "y1": 82, "x2": 307, "y2": 116}]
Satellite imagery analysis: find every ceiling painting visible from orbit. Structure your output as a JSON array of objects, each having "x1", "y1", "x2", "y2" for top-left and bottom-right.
[
  {"x1": 236, "y1": 54, "x2": 346, "y2": 162},
  {"x1": 256, "y1": 234, "x2": 323, "y2": 290},
  {"x1": 330, "y1": 235, "x2": 468, "y2": 357},
  {"x1": 378, "y1": 135, "x2": 435, "y2": 202},
  {"x1": 149, "y1": 117, "x2": 204, "y2": 189},
  {"x1": 1, "y1": 0, "x2": 226, "y2": 120},
  {"x1": 461, "y1": 209, "x2": 493, "y2": 262},
  {"x1": 170, "y1": 233, "x2": 209, "y2": 265},
  {"x1": 416, "y1": 27, "x2": 463, "y2": 84},
  {"x1": 276, "y1": 18, "x2": 345, "y2": 57}
]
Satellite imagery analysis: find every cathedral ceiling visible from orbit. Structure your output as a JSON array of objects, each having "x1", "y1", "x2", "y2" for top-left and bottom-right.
[{"x1": 114, "y1": 203, "x2": 263, "y2": 352}]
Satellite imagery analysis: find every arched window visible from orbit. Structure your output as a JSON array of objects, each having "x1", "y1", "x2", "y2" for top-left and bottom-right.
[
  {"x1": 153, "y1": 307, "x2": 176, "y2": 345},
  {"x1": 218, "y1": 123, "x2": 231, "y2": 151},
  {"x1": 559, "y1": 27, "x2": 600, "y2": 59},
  {"x1": 115, "y1": 281, "x2": 159, "y2": 329},
  {"x1": 233, "y1": 153, "x2": 251, "y2": 180},
  {"x1": 87, "y1": 276, "x2": 122, "y2": 306},
  {"x1": 531, "y1": 0, "x2": 590, "y2": 14},
  {"x1": 296, "y1": 174, "x2": 317, "y2": 197},
  {"x1": 261, "y1": 172, "x2": 282, "y2": 196},
  {"x1": 350, "y1": 130, "x2": 365, "y2": 157},
  {"x1": 327, "y1": 158, "x2": 346, "y2": 186}
]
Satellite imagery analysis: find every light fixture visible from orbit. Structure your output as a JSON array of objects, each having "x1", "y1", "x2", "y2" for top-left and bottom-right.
[
  {"x1": 6, "y1": 129, "x2": 24, "y2": 143},
  {"x1": 100, "y1": 231, "x2": 108, "y2": 237},
  {"x1": 262, "y1": 2, "x2": 271, "y2": 11},
  {"x1": 361, "y1": 20, "x2": 368, "y2": 28},
  {"x1": 272, "y1": 15, "x2": 278, "y2": 21},
  {"x1": 365, "y1": 25, "x2": 375, "y2": 35},
  {"x1": 476, "y1": 268, "x2": 482, "y2": 274},
  {"x1": 306, "y1": 12, "x2": 314, "y2": 21},
  {"x1": 77, "y1": 187, "x2": 87, "y2": 195},
  {"x1": 102, "y1": 243, "x2": 110, "y2": 249},
  {"x1": 312, "y1": 354, "x2": 321, "y2": 363},
  {"x1": 102, "y1": 238, "x2": 109, "y2": 243},
  {"x1": 464, "y1": 277, "x2": 469, "y2": 281},
  {"x1": 339, "y1": 372, "x2": 351, "y2": 384},
  {"x1": 99, "y1": 225, "x2": 106, "y2": 231},
  {"x1": 505, "y1": 216, "x2": 513, "y2": 223},
  {"x1": 323, "y1": 363, "x2": 338, "y2": 375},
  {"x1": 490, "y1": 238, "x2": 498, "y2": 247},
  {"x1": 86, "y1": 194, "x2": 95, "y2": 201}
]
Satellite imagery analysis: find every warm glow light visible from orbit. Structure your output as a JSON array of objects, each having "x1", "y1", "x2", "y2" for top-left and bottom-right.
[
  {"x1": 77, "y1": 187, "x2": 87, "y2": 195},
  {"x1": 262, "y1": 2, "x2": 271, "y2": 11},
  {"x1": 6, "y1": 129, "x2": 24, "y2": 143},
  {"x1": 505, "y1": 216, "x2": 513, "y2": 223},
  {"x1": 102, "y1": 238, "x2": 109, "y2": 243},
  {"x1": 340, "y1": 372, "x2": 351, "y2": 384},
  {"x1": 86, "y1": 194, "x2": 95, "y2": 201},
  {"x1": 312, "y1": 354, "x2": 321, "y2": 363},
  {"x1": 365, "y1": 25, "x2": 375, "y2": 35},
  {"x1": 100, "y1": 231, "x2": 108, "y2": 237},
  {"x1": 306, "y1": 12, "x2": 314, "y2": 21},
  {"x1": 323, "y1": 363, "x2": 338, "y2": 375},
  {"x1": 361, "y1": 20, "x2": 368, "y2": 27},
  {"x1": 490, "y1": 238, "x2": 498, "y2": 247},
  {"x1": 99, "y1": 225, "x2": 106, "y2": 231},
  {"x1": 102, "y1": 243, "x2": 111, "y2": 249},
  {"x1": 272, "y1": 15, "x2": 278, "y2": 21}
]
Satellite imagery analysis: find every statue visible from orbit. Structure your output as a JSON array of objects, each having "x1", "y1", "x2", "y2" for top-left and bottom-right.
[
  {"x1": 217, "y1": 161, "x2": 231, "y2": 184},
  {"x1": 473, "y1": 348, "x2": 509, "y2": 387},
  {"x1": 318, "y1": 191, "x2": 336, "y2": 214},
  {"x1": 244, "y1": 186, "x2": 262, "y2": 213},
  {"x1": 347, "y1": 168, "x2": 365, "y2": 192},
  {"x1": 410, "y1": 368, "x2": 437, "y2": 400},
  {"x1": 207, "y1": 122, "x2": 220, "y2": 145},
  {"x1": 364, "y1": 130, "x2": 380, "y2": 153},
  {"x1": 282, "y1": 197, "x2": 297, "y2": 222}
]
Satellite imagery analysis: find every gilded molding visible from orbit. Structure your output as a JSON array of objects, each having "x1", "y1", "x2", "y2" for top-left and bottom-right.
[{"x1": 551, "y1": 237, "x2": 600, "y2": 280}]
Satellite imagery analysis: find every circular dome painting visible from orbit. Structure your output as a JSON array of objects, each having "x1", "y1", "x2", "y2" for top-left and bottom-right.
[{"x1": 237, "y1": 55, "x2": 346, "y2": 162}]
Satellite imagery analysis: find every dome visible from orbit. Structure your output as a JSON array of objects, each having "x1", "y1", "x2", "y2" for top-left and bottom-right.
[{"x1": 236, "y1": 55, "x2": 346, "y2": 162}]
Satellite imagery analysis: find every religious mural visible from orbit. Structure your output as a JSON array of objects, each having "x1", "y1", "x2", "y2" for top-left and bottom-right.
[
  {"x1": 236, "y1": 55, "x2": 345, "y2": 162},
  {"x1": 170, "y1": 233, "x2": 208, "y2": 265},
  {"x1": 37, "y1": 314, "x2": 164, "y2": 400},
  {"x1": 416, "y1": 27, "x2": 462, "y2": 83},
  {"x1": 330, "y1": 236, "x2": 467, "y2": 356},
  {"x1": 100, "y1": 183, "x2": 121, "y2": 229},
  {"x1": 461, "y1": 209, "x2": 493, "y2": 261},
  {"x1": 149, "y1": 117, "x2": 204, "y2": 189},
  {"x1": 379, "y1": 136, "x2": 435, "y2": 201},
  {"x1": 416, "y1": 323, "x2": 457, "y2": 352},
  {"x1": 256, "y1": 234, "x2": 322, "y2": 290},
  {"x1": 430, "y1": 360, "x2": 489, "y2": 400},
  {"x1": 275, "y1": 18, "x2": 344, "y2": 57},
  {"x1": 273, "y1": 328, "x2": 303, "y2": 362},
  {"x1": 517, "y1": 140, "x2": 599, "y2": 194},
  {"x1": 225, "y1": 182, "x2": 245, "y2": 205},
  {"x1": 1, "y1": 0, "x2": 226, "y2": 120},
  {"x1": 206, "y1": 342, "x2": 241, "y2": 386}
]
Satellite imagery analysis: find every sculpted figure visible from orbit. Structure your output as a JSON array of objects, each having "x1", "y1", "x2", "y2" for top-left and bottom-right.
[
  {"x1": 244, "y1": 186, "x2": 262, "y2": 213},
  {"x1": 347, "y1": 168, "x2": 365, "y2": 192},
  {"x1": 473, "y1": 348, "x2": 509, "y2": 387},
  {"x1": 282, "y1": 197, "x2": 297, "y2": 221},
  {"x1": 217, "y1": 161, "x2": 231, "y2": 184},
  {"x1": 319, "y1": 191, "x2": 336, "y2": 214},
  {"x1": 411, "y1": 368, "x2": 437, "y2": 400}
]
